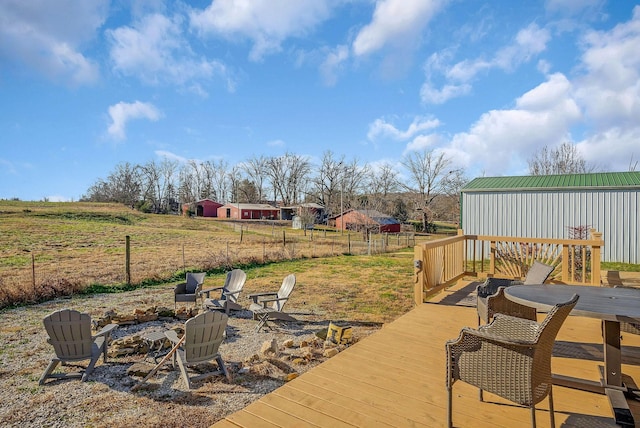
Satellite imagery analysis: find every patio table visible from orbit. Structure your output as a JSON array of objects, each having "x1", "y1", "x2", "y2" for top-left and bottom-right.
[{"x1": 505, "y1": 284, "x2": 640, "y2": 428}]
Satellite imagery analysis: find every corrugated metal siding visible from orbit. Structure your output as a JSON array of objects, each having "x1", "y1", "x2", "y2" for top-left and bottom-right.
[{"x1": 461, "y1": 189, "x2": 639, "y2": 263}]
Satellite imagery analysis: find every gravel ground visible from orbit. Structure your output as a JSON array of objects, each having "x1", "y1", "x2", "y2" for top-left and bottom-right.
[{"x1": 0, "y1": 285, "x2": 380, "y2": 428}]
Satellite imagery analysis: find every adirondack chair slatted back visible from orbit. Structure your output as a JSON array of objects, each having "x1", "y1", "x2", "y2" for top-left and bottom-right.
[
  {"x1": 523, "y1": 261, "x2": 555, "y2": 285},
  {"x1": 44, "y1": 309, "x2": 93, "y2": 361},
  {"x1": 184, "y1": 311, "x2": 227, "y2": 364},
  {"x1": 273, "y1": 274, "x2": 296, "y2": 312},
  {"x1": 223, "y1": 269, "x2": 247, "y2": 304}
]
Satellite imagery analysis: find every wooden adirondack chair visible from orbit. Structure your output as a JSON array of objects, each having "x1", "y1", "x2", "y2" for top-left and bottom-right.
[
  {"x1": 248, "y1": 274, "x2": 296, "y2": 331},
  {"x1": 201, "y1": 269, "x2": 247, "y2": 314},
  {"x1": 164, "y1": 311, "x2": 231, "y2": 389},
  {"x1": 39, "y1": 309, "x2": 117, "y2": 385}
]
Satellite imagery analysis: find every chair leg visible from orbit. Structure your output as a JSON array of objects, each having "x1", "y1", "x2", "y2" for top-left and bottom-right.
[
  {"x1": 217, "y1": 355, "x2": 232, "y2": 382},
  {"x1": 530, "y1": 405, "x2": 536, "y2": 428},
  {"x1": 478, "y1": 389, "x2": 483, "y2": 401},
  {"x1": 548, "y1": 386, "x2": 555, "y2": 428},
  {"x1": 175, "y1": 350, "x2": 192, "y2": 389},
  {"x1": 39, "y1": 359, "x2": 60, "y2": 385},
  {"x1": 447, "y1": 385, "x2": 453, "y2": 428},
  {"x1": 83, "y1": 351, "x2": 101, "y2": 382}
]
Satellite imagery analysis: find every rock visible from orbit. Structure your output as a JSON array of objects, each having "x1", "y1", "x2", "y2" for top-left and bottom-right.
[
  {"x1": 283, "y1": 339, "x2": 294, "y2": 348},
  {"x1": 136, "y1": 313, "x2": 158, "y2": 323},
  {"x1": 323, "y1": 348, "x2": 339, "y2": 358},
  {"x1": 299, "y1": 340, "x2": 309, "y2": 347},
  {"x1": 127, "y1": 362, "x2": 155, "y2": 377},
  {"x1": 157, "y1": 307, "x2": 174, "y2": 318},
  {"x1": 283, "y1": 373, "x2": 298, "y2": 382},
  {"x1": 292, "y1": 358, "x2": 307, "y2": 365},
  {"x1": 260, "y1": 339, "x2": 278, "y2": 356}
]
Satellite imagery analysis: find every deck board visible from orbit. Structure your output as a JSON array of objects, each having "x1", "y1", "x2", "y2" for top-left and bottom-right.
[{"x1": 214, "y1": 286, "x2": 640, "y2": 427}]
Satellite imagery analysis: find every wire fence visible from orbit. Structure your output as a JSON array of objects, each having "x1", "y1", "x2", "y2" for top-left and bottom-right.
[{"x1": 0, "y1": 229, "x2": 419, "y2": 308}]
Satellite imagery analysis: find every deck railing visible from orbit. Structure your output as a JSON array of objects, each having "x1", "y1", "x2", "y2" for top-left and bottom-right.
[{"x1": 413, "y1": 230, "x2": 604, "y2": 304}]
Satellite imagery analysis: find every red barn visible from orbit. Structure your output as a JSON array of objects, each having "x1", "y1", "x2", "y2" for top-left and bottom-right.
[
  {"x1": 333, "y1": 209, "x2": 401, "y2": 233},
  {"x1": 182, "y1": 199, "x2": 223, "y2": 217}
]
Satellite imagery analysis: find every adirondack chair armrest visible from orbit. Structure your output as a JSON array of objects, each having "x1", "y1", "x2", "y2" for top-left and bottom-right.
[
  {"x1": 258, "y1": 296, "x2": 287, "y2": 304},
  {"x1": 165, "y1": 329, "x2": 181, "y2": 345},
  {"x1": 223, "y1": 290, "x2": 241, "y2": 298},
  {"x1": 200, "y1": 286, "x2": 224, "y2": 298},
  {"x1": 248, "y1": 292, "x2": 277, "y2": 303},
  {"x1": 93, "y1": 323, "x2": 118, "y2": 340}
]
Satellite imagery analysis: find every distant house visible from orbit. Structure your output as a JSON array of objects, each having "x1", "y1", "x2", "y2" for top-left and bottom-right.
[
  {"x1": 182, "y1": 199, "x2": 223, "y2": 217},
  {"x1": 217, "y1": 203, "x2": 280, "y2": 220},
  {"x1": 280, "y1": 203, "x2": 325, "y2": 222},
  {"x1": 460, "y1": 172, "x2": 640, "y2": 263},
  {"x1": 333, "y1": 209, "x2": 401, "y2": 233}
]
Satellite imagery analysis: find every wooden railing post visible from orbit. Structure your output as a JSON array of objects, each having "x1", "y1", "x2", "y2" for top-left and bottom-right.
[
  {"x1": 591, "y1": 230, "x2": 603, "y2": 285},
  {"x1": 489, "y1": 240, "x2": 496, "y2": 276},
  {"x1": 561, "y1": 245, "x2": 569, "y2": 283},
  {"x1": 414, "y1": 245, "x2": 425, "y2": 305}
]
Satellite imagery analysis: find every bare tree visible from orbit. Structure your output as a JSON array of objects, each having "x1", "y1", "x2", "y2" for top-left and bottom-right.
[
  {"x1": 82, "y1": 162, "x2": 141, "y2": 208},
  {"x1": 311, "y1": 151, "x2": 346, "y2": 218},
  {"x1": 341, "y1": 158, "x2": 370, "y2": 211},
  {"x1": 207, "y1": 159, "x2": 230, "y2": 202},
  {"x1": 401, "y1": 150, "x2": 452, "y2": 232},
  {"x1": 265, "y1": 152, "x2": 311, "y2": 206},
  {"x1": 242, "y1": 155, "x2": 268, "y2": 202},
  {"x1": 367, "y1": 162, "x2": 399, "y2": 214},
  {"x1": 138, "y1": 159, "x2": 178, "y2": 213},
  {"x1": 528, "y1": 142, "x2": 593, "y2": 175}
]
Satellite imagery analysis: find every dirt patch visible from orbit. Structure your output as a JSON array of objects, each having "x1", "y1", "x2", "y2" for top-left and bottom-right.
[{"x1": 0, "y1": 285, "x2": 381, "y2": 428}]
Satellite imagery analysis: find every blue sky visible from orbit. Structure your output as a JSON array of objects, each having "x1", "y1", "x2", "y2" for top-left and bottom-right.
[{"x1": 1, "y1": 0, "x2": 639, "y2": 202}]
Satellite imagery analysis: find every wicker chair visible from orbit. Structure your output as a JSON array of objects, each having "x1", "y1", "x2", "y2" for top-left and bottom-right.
[
  {"x1": 174, "y1": 272, "x2": 206, "y2": 310},
  {"x1": 446, "y1": 294, "x2": 578, "y2": 428},
  {"x1": 477, "y1": 261, "x2": 555, "y2": 325}
]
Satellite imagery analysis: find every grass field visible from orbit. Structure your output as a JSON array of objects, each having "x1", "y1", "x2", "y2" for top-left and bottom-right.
[{"x1": 0, "y1": 201, "x2": 430, "y2": 309}]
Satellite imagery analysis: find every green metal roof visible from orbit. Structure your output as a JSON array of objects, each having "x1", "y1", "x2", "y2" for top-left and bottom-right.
[{"x1": 462, "y1": 172, "x2": 640, "y2": 192}]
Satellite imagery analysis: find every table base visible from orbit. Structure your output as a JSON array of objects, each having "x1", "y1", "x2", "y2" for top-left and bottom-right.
[{"x1": 552, "y1": 369, "x2": 635, "y2": 428}]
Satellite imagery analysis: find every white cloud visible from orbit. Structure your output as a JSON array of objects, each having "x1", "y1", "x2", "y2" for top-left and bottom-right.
[
  {"x1": 0, "y1": 0, "x2": 106, "y2": 85},
  {"x1": 268, "y1": 139, "x2": 286, "y2": 147},
  {"x1": 573, "y1": 6, "x2": 640, "y2": 132},
  {"x1": 420, "y1": 82, "x2": 472, "y2": 105},
  {"x1": 107, "y1": 13, "x2": 230, "y2": 94},
  {"x1": 367, "y1": 116, "x2": 441, "y2": 141},
  {"x1": 107, "y1": 101, "x2": 162, "y2": 141},
  {"x1": 190, "y1": 0, "x2": 333, "y2": 61},
  {"x1": 352, "y1": 0, "x2": 445, "y2": 57},
  {"x1": 576, "y1": 128, "x2": 640, "y2": 172},
  {"x1": 320, "y1": 45, "x2": 349, "y2": 86},
  {"x1": 422, "y1": 23, "x2": 551, "y2": 104},
  {"x1": 155, "y1": 150, "x2": 188, "y2": 163},
  {"x1": 444, "y1": 73, "x2": 581, "y2": 175}
]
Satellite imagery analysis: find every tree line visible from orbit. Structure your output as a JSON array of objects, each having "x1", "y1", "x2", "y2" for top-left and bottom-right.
[{"x1": 82, "y1": 143, "x2": 596, "y2": 231}]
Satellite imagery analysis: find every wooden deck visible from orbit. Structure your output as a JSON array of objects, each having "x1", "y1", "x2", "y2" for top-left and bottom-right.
[{"x1": 213, "y1": 282, "x2": 640, "y2": 427}]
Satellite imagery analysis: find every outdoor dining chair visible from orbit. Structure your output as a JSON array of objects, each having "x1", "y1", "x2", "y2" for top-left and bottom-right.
[
  {"x1": 476, "y1": 260, "x2": 555, "y2": 325},
  {"x1": 446, "y1": 294, "x2": 578, "y2": 428}
]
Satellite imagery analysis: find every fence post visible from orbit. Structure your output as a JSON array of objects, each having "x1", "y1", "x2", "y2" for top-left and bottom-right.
[
  {"x1": 31, "y1": 252, "x2": 35, "y2": 289},
  {"x1": 125, "y1": 235, "x2": 131, "y2": 285}
]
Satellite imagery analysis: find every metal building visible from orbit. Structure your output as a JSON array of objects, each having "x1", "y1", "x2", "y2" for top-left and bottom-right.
[{"x1": 460, "y1": 172, "x2": 640, "y2": 263}]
